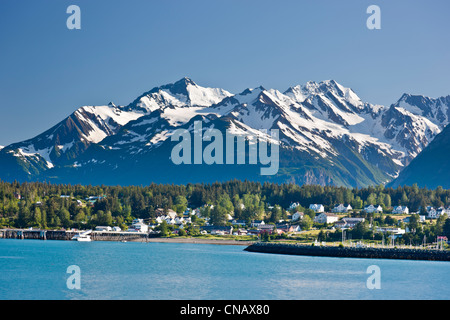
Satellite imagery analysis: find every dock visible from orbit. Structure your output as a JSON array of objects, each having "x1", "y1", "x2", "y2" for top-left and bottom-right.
[{"x1": 0, "y1": 229, "x2": 152, "y2": 242}]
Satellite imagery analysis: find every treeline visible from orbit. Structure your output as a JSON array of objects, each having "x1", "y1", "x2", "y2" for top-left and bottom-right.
[{"x1": 1, "y1": 180, "x2": 450, "y2": 230}]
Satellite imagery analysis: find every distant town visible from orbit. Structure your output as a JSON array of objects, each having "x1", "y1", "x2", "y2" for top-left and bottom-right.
[{"x1": 0, "y1": 180, "x2": 449, "y2": 249}]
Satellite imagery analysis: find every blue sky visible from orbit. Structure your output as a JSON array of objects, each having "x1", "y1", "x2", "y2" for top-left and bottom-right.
[{"x1": 0, "y1": 0, "x2": 449, "y2": 146}]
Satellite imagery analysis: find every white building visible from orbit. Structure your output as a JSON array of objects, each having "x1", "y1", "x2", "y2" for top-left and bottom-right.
[
  {"x1": 166, "y1": 209, "x2": 177, "y2": 220},
  {"x1": 437, "y1": 207, "x2": 450, "y2": 217},
  {"x1": 174, "y1": 217, "x2": 185, "y2": 225},
  {"x1": 364, "y1": 204, "x2": 383, "y2": 213},
  {"x1": 289, "y1": 202, "x2": 300, "y2": 210},
  {"x1": 331, "y1": 204, "x2": 352, "y2": 213},
  {"x1": 251, "y1": 220, "x2": 265, "y2": 228},
  {"x1": 129, "y1": 219, "x2": 149, "y2": 233},
  {"x1": 309, "y1": 204, "x2": 325, "y2": 213},
  {"x1": 425, "y1": 206, "x2": 438, "y2": 219},
  {"x1": 392, "y1": 206, "x2": 409, "y2": 214},
  {"x1": 314, "y1": 212, "x2": 339, "y2": 224},
  {"x1": 165, "y1": 218, "x2": 176, "y2": 225},
  {"x1": 292, "y1": 211, "x2": 304, "y2": 221},
  {"x1": 95, "y1": 226, "x2": 112, "y2": 232}
]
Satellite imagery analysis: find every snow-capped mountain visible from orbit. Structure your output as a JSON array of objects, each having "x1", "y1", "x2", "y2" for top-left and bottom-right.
[
  {"x1": 393, "y1": 94, "x2": 450, "y2": 128},
  {"x1": 0, "y1": 103, "x2": 143, "y2": 175},
  {"x1": 0, "y1": 77, "x2": 448, "y2": 187}
]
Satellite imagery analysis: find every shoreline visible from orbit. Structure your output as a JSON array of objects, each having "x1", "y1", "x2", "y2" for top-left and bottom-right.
[
  {"x1": 131, "y1": 237, "x2": 255, "y2": 246},
  {"x1": 0, "y1": 229, "x2": 255, "y2": 246}
]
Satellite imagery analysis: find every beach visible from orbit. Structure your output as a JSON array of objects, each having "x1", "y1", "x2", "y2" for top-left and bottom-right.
[{"x1": 136, "y1": 237, "x2": 255, "y2": 246}]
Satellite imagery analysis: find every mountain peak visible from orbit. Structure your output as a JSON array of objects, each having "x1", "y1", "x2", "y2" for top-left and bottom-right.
[
  {"x1": 129, "y1": 77, "x2": 232, "y2": 111},
  {"x1": 239, "y1": 86, "x2": 265, "y2": 96},
  {"x1": 174, "y1": 76, "x2": 196, "y2": 86},
  {"x1": 285, "y1": 80, "x2": 357, "y2": 102}
]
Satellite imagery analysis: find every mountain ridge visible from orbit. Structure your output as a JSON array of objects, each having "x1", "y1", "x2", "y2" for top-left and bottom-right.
[{"x1": 1, "y1": 77, "x2": 448, "y2": 187}]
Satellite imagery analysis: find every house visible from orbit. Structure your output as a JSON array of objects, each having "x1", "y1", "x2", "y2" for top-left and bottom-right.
[
  {"x1": 314, "y1": 212, "x2": 339, "y2": 224},
  {"x1": 112, "y1": 226, "x2": 121, "y2": 232},
  {"x1": 334, "y1": 217, "x2": 365, "y2": 229},
  {"x1": 251, "y1": 220, "x2": 265, "y2": 228},
  {"x1": 165, "y1": 218, "x2": 176, "y2": 225},
  {"x1": 364, "y1": 204, "x2": 383, "y2": 213},
  {"x1": 288, "y1": 202, "x2": 300, "y2": 211},
  {"x1": 174, "y1": 217, "x2": 185, "y2": 225},
  {"x1": 392, "y1": 206, "x2": 409, "y2": 214},
  {"x1": 200, "y1": 225, "x2": 233, "y2": 235},
  {"x1": 402, "y1": 215, "x2": 426, "y2": 223},
  {"x1": 129, "y1": 219, "x2": 149, "y2": 233},
  {"x1": 331, "y1": 204, "x2": 352, "y2": 213},
  {"x1": 13, "y1": 193, "x2": 21, "y2": 200},
  {"x1": 233, "y1": 229, "x2": 248, "y2": 236},
  {"x1": 342, "y1": 218, "x2": 365, "y2": 228},
  {"x1": 437, "y1": 207, "x2": 450, "y2": 217},
  {"x1": 425, "y1": 206, "x2": 438, "y2": 219},
  {"x1": 291, "y1": 211, "x2": 304, "y2": 221},
  {"x1": 259, "y1": 224, "x2": 275, "y2": 233},
  {"x1": 183, "y1": 217, "x2": 192, "y2": 224},
  {"x1": 276, "y1": 223, "x2": 301, "y2": 233},
  {"x1": 247, "y1": 229, "x2": 262, "y2": 236},
  {"x1": 309, "y1": 204, "x2": 325, "y2": 213},
  {"x1": 334, "y1": 220, "x2": 347, "y2": 229}
]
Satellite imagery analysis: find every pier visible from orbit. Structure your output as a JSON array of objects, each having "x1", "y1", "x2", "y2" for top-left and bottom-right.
[{"x1": 0, "y1": 229, "x2": 152, "y2": 242}]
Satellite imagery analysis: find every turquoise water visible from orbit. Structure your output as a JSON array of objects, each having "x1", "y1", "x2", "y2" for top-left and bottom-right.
[{"x1": 0, "y1": 239, "x2": 448, "y2": 300}]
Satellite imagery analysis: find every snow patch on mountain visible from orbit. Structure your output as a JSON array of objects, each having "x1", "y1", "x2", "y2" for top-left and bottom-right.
[{"x1": 132, "y1": 77, "x2": 233, "y2": 112}]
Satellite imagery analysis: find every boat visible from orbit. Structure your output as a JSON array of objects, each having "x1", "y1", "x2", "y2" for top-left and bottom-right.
[{"x1": 71, "y1": 230, "x2": 92, "y2": 242}]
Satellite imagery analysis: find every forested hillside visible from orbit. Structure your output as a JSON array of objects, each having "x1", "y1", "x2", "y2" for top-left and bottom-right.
[{"x1": 1, "y1": 180, "x2": 450, "y2": 230}]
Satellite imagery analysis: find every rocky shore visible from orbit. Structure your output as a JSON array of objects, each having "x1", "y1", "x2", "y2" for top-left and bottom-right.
[{"x1": 244, "y1": 242, "x2": 450, "y2": 261}]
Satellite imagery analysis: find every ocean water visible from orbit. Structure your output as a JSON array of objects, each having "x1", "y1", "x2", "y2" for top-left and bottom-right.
[{"x1": 0, "y1": 239, "x2": 448, "y2": 300}]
